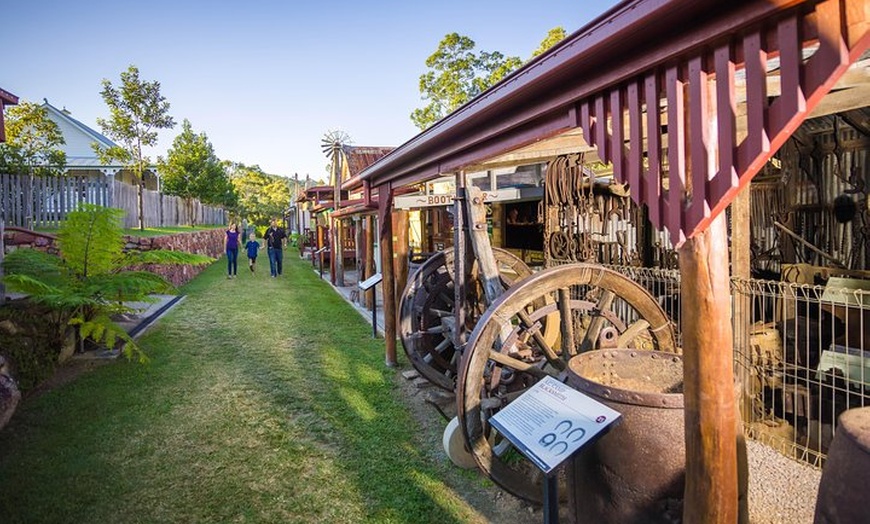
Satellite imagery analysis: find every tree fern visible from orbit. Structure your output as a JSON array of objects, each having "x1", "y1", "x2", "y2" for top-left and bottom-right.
[
  {"x1": 57, "y1": 204, "x2": 126, "y2": 278},
  {"x1": 3, "y1": 204, "x2": 213, "y2": 361}
]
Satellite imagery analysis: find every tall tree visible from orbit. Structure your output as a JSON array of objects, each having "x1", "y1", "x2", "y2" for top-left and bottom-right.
[
  {"x1": 411, "y1": 33, "x2": 522, "y2": 130},
  {"x1": 226, "y1": 162, "x2": 290, "y2": 228},
  {"x1": 158, "y1": 119, "x2": 236, "y2": 225},
  {"x1": 531, "y1": 26, "x2": 567, "y2": 57},
  {"x1": 411, "y1": 27, "x2": 568, "y2": 131},
  {"x1": 0, "y1": 101, "x2": 67, "y2": 229},
  {"x1": 94, "y1": 65, "x2": 175, "y2": 230}
]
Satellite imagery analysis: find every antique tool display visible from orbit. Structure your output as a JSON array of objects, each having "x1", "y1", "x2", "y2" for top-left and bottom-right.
[{"x1": 544, "y1": 153, "x2": 643, "y2": 266}]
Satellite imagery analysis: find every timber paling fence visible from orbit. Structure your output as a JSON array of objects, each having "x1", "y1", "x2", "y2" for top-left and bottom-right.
[{"x1": 0, "y1": 173, "x2": 226, "y2": 229}]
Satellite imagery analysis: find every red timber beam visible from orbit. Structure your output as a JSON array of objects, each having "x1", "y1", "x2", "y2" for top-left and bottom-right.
[{"x1": 574, "y1": 1, "x2": 869, "y2": 521}]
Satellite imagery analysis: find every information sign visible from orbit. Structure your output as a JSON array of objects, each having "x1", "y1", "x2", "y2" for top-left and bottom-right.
[
  {"x1": 489, "y1": 375, "x2": 621, "y2": 475},
  {"x1": 358, "y1": 273, "x2": 383, "y2": 291}
]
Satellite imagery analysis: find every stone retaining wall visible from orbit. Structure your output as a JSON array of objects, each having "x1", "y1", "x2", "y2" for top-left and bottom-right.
[{"x1": 3, "y1": 228, "x2": 223, "y2": 288}]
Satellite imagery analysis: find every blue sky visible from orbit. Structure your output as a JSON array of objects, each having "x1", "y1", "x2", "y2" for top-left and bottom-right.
[{"x1": 2, "y1": 0, "x2": 620, "y2": 181}]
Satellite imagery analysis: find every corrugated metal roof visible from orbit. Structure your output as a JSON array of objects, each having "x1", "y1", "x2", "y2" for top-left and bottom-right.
[{"x1": 343, "y1": 146, "x2": 394, "y2": 178}]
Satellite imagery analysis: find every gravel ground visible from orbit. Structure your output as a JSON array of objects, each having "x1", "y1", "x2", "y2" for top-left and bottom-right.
[{"x1": 747, "y1": 439, "x2": 821, "y2": 524}]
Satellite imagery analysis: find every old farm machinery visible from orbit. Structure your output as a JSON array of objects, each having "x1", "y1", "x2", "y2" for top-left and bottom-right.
[{"x1": 398, "y1": 176, "x2": 677, "y2": 503}]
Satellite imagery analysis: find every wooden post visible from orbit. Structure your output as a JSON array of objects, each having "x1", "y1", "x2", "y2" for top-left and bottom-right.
[
  {"x1": 452, "y1": 172, "x2": 473, "y2": 352},
  {"x1": 378, "y1": 184, "x2": 398, "y2": 366},
  {"x1": 730, "y1": 190, "x2": 752, "y2": 420},
  {"x1": 679, "y1": 213, "x2": 738, "y2": 523},
  {"x1": 393, "y1": 209, "x2": 409, "y2": 305},
  {"x1": 466, "y1": 186, "x2": 503, "y2": 303},
  {"x1": 365, "y1": 214, "x2": 376, "y2": 309},
  {"x1": 316, "y1": 223, "x2": 326, "y2": 269},
  {"x1": 334, "y1": 146, "x2": 346, "y2": 287},
  {"x1": 0, "y1": 219, "x2": 5, "y2": 306}
]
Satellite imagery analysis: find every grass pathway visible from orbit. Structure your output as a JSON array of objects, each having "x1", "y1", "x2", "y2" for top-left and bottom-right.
[{"x1": 0, "y1": 256, "x2": 494, "y2": 523}]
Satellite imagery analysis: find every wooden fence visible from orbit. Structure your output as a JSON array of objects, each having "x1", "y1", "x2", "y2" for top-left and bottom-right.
[{"x1": 0, "y1": 173, "x2": 226, "y2": 229}]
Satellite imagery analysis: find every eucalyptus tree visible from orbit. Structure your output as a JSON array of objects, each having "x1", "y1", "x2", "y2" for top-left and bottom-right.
[
  {"x1": 411, "y1": 27, "x2": 569, "y2": 131},
  {"x1": 226, "y1": 162, "x2": 290, "y2": 228},
  {"x1": 0, "y1": 101, "x2": 67, "y2": 228},
  {"x1": 531, "y1": 26, "x2": 567, "y2": 57},
  {"x1": 94, "y1": 65, "x2": 175, "y2": 230},
  {"x1": 159, "y1": 119, "x2": 236, "y2": 225},
  {"x1": 411, "y1": 33, "x2": 522, "y2": 130}
]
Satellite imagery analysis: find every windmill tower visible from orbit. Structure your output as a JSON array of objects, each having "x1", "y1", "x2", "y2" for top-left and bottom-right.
[{"x1": 321, "y1": 130, "x2": 352, "y2": 286}]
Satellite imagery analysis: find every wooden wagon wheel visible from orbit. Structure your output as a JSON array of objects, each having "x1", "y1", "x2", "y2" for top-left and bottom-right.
[
  {"x1": 399, "y1": 247, "x2": 534, "y2": 390},
  {"x1": 456, "y1": 263, "x2": 677, "y2": 503}
]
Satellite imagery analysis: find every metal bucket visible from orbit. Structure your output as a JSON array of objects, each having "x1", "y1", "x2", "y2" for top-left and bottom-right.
[{"x1": 566, "y1": 349, "x2": 686, "y2": 524}]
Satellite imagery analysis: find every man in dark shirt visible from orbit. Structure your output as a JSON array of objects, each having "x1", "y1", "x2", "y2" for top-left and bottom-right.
[{"x1": 264, "y1": 219, "x2": 287, "y2": 277}]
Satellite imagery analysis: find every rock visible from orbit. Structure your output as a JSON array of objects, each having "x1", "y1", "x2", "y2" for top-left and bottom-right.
[
  {"x1": 58, "y1": 329, "x2": 76, "y2": 364},
  {"x1": 0, "y1": 356, "x2": 21, "y2": 430},
  {"x1": 0, "y1": 319, "x2": 19, "y2": 335}
]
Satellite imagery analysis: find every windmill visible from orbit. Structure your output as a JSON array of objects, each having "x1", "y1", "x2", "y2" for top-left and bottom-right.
[{"x1": 320, "y1": 130, "x2": 352, "y2": 286}]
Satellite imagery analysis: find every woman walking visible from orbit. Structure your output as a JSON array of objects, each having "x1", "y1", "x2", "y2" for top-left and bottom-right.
[{"x1": 226, "y1": 223, "x2": 241, "y2": 278}]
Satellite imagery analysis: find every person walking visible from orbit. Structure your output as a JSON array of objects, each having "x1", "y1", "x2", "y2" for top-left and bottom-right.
[
  {"x1": 245, "y1": 233, "x2": 260, "y2": 274},
  {"x1": 226, "y1": 223, "x2": 241, "y2": 278},
  {"x1": 264, "y1": 219, "x2": 287, "y2": 277}
]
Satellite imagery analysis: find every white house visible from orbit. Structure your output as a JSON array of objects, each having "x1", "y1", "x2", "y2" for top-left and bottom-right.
[{"x1": 41, "y1": 99, "x2": 158, "y2": 190}]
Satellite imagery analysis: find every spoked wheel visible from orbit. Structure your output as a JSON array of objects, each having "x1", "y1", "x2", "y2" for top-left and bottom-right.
[
  {"x1": 399, "y1": 247, "x2": 534, "y2": 390},
  {"x1": 456, "y1": 263, "x2": 677, "y2": 503}
]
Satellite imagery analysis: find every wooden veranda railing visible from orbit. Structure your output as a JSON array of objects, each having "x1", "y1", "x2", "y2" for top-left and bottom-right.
[{"x1": 575, "y1": 0, "x2": 869, "y2": 247}]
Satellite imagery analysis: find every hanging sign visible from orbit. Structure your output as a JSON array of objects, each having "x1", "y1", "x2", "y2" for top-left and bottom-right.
[
  {"x1": 394, "y1": 188, "x2": 538, "y2": 209},
  {"x1": 489, "y1": 375, "x2": 621, "y2": 475}
]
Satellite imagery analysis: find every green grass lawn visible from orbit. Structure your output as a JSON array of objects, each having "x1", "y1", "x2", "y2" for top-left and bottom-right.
[{"x1": 0, "y1": 256, "x2": 492, "y2": 524}]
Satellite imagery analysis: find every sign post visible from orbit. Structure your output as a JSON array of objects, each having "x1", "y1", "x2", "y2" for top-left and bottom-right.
[
  {"x1": 489, "y1": 375, "x2": 621, "y2": 524},
  {"x1": 358, "y1": 273, "x2": 383, "y2": 338}
]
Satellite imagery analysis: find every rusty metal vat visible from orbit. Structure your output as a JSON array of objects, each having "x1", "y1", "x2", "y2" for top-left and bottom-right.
[
  {"x1": 814, "y1": 407, "x2": 870, "y2": 524},
  {"x1": 566, "y1": 349, "x2": 686, "y2": 524}
]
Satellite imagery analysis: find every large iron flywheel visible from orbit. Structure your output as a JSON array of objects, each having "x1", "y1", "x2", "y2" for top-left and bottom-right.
[{"x1": 456, "y1": 263, "x2": 677, "y2": 503}]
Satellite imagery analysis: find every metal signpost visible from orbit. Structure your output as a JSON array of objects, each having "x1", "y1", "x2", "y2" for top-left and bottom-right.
[
  {"x1": 358, "y1": 273, "x2": 383, "y2": 338},
  {"x1": 489, "y1": 375, "x2": 622, "y2": 524}
]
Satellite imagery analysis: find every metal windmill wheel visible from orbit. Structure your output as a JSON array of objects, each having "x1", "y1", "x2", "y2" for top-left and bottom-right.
[{"x1": 456, "y1": 263, "x2": 677, "y2": 503}]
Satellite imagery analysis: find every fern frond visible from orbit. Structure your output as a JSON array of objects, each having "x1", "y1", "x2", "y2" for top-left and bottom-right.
[
  {"x1": 78, "y1": 311, "x2": 147, "y2": 362},
  {"x1": 2, "y1": 273, "x2": 65, "y2": 297},
  {"x1": 87, "y1": 271, "x2": 176, "y2": 301},
  {"x1": 4, "y1": 249, "x2": 65, "y2": 281}
]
